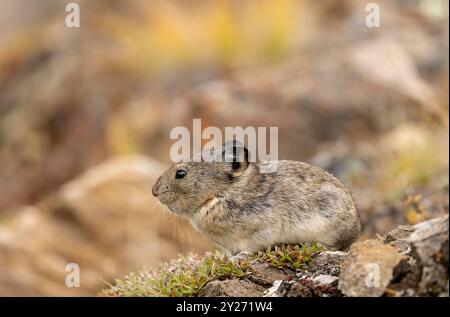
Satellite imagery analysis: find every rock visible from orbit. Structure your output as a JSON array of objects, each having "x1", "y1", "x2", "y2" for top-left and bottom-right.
[
  {"x1": 287, "y1": 276, "x2": 341, "y2": 297},
  {"x1": 384, "y1": 225, "x2": 416, "y2": 244},
  {"x1": 198, "y1": 279, "x2": 265, "y2": 297},
  {"x1": 337, "y1": 216, "x2": 449, "y2": 297},
  {"x1": 313, "y1": 275, "x2": 339, "y2": 286},
  {"x1": 385, "y1": 215, "x2": 449, "y2": 296},
  {"x1": 263, "y1": 280, "x2": 287, "y2": 297},
  {"x1": 255, "y1": 253, "x2": 344, "y2": 298},
  {"x1": 248, "y1": 262, "x2": 295, "y2": 286},
  {"x1": 338, "y1": 240, "x2": 405, "y2": 297},
  {"x1": 308, "y1": 251, "x2": 346, "y2": 277},
  {"x1": 263, "y1": 275, "x2": 341, "y2": 298}
]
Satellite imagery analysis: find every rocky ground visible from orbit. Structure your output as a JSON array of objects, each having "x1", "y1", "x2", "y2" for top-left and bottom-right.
[{"x1": 103, "y1": 215, "x2": 449, "y2": 297}]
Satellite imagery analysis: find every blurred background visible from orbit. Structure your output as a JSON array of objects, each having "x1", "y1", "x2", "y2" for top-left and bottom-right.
[{"x1": 0, "y1": 0, "x2": 448, "y2": 296}]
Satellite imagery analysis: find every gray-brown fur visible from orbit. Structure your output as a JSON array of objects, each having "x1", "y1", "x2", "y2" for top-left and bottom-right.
[{"x1": 152, "y1": 143, "x2": 361, "y2": 254}]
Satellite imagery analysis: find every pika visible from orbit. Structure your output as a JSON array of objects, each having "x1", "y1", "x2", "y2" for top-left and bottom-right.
[{"x1": 152, "y1": 142, "x2": 361, "y2": 255}]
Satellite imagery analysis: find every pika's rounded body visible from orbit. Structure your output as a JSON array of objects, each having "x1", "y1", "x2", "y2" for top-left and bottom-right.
[{"x1": 152, "y1": 144, "x2": 361, "y2": 254}]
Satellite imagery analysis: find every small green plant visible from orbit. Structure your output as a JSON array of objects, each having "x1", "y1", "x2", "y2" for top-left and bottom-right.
[
  {"x1": 100, "y1": 243, "x2": 324, "y2": 297},
  {"x1": 252, "y1": 243, "x2": 324, "y2": 270}
]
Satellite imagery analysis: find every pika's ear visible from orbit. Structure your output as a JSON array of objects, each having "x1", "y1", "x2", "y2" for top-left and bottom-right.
[{"x1": 222, "y1": 140, "x2": 249, "y2": 177}]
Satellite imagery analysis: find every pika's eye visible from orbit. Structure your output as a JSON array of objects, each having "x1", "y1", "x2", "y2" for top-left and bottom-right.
[{"x1": 175, "y1": 169, "x2": 187, "y2": 179}]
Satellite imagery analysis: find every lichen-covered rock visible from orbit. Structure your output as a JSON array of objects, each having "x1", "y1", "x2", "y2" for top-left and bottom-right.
[
  {"x1": 313, "y1": 275, "x2": 339, "y2": 286},
  {"x1": 308, "y1": 251, "x2": 346, "y2": 276},
  {"x1": 263, "y1": 280, "x2": 287, "y2": 297},
  {"x1": 263, "y1": 275, "x2": 341, "y2": 298},
  {"x1": 338, "y1": 240, "x2": 406, "y2": 297}
]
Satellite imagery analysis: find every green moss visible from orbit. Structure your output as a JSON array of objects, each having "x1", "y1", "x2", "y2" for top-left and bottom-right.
[{"x1": 100, "y1": 243, "x2": 324, "y2": 297}]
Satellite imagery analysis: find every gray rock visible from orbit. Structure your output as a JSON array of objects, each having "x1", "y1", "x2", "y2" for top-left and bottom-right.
[
  {"x1": 263, "y1": 280, "x2": 289, "y2": 297},
  {"x1": 384, "y1": 225, "x2": 416, "y2": 243},
  {"x1": 385, "y1": 215, "x2": 449, "y2": 296},
  {"x1": 308, "y1": 251, "x2": 346, "y2": 277},
  {"x1": 313, "y1": 275, "x2": 339, "y2": 286}
]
